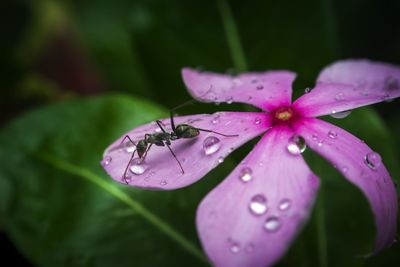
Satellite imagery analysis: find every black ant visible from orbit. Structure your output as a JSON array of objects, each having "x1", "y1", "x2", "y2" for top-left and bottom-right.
[{"x1": 120, "y1": 100, "x2": 238, "y2": 183}]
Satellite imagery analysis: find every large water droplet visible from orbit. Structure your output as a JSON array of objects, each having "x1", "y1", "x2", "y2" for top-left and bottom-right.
[
  {"x1": 129, "y1": 158, "x2": 148, "y2": 175},
  {"x1": 330, "y1": 110, "x2": 351, "y2": 119},
  {"x1": 365, "y1": 152, "x2": 382, "y2": 170},
  {"x1": 249, "y1": 194, "x2": 268, "y2": 215},
  {"x1": 335, "y1": 92, "x2": 345, "y2": 101},
  {"x1": 328, "y1": 130, "x2": 337, "y2": 139},
  {"x1": 239, "y1": 167, "x2": 253, "y2": 182},
  {"x1": 254, "y1": 118, "x2": 262, "y2": 125},
  {"x1": 279, "y1": 199, "x2": 292, "y2": 211},
  {"x1": 287, "y1": 135, "x2": 306, "y2": 155},
  {"x1": 203, "y1": 136, "x2": 221, "y2": 155},
  {"x1": 264, "y1": 217, "x2": 282, "y2": 232},
  {"x1": 102, "y1": 156, "x2": 112, "y2": 166}
]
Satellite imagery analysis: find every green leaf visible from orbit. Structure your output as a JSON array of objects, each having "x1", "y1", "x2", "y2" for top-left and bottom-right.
[{"x1": 0, "y1": 95, "x2": 237, "y2": 267}]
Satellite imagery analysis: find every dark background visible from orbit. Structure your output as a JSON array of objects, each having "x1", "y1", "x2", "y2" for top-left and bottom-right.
[{"x1": 0, "y1": 0, "x2": 399, "y2": 266}]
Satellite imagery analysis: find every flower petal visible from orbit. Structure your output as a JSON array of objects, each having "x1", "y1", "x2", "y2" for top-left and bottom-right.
[
  {"x1": 294, "y1": 118, "x2": 398, "y2": 253},
  {"x1": 196, "y1": 127, "x2": 320, "y2": 267},
  {"x1": 101, "y1": 112, "x2": 270, "y2": 190},
  {"x1": 182, "y1": 68, "x2": 296, "y2": 111},
  {"x1": 293, "y1": 60, "x2": 400, "y2": 117}
]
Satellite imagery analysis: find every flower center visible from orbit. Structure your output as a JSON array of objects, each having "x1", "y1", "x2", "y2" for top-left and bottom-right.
[{"x1": 274, "y1": 106, "x2": 294, "y2": 122}]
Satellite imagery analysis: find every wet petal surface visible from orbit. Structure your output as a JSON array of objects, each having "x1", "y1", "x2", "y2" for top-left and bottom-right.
[
  {"x1": 294, "y1": 118, "x2": 398, "y2": 253},
  {"x1": 102, "y1": 112, "x2": 270, "y2": 190},
  {"x1": 293, "y1": 60, "x2": 400, "y2": 117},
  {"x1": 196, "y1": 127, "x2": 320, "y2": 267},
  {"x1": 182, "y1": 68, "x2": 296, "y2": 111}
]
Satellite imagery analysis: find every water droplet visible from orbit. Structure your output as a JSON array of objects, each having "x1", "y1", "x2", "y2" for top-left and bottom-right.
[
  {"x1": 256, "y1": 85, "x2": 264, "y2": 90},
  {"x1": 264, "y1": 217, "x2": 281, "y2": 232},
  {"x1": 254, "y1": 118, "x2": 262, "y2": 125},
  {"x1": 124, "y1": 142, "x2": 136, "y2": 153},
  {"x1": 203, "y1": 136, "x2": 221, "y2": 155},
  {"x1": 287, "y1": 135, "x2": 306, "y2": 155},
  {"x1": 160, "y1": 180, "x2": 168, "y2": 186},
  {"x1": 328, "y1": 130, "x2": 337, "y2": 139},
  {"x1": 228, "y1": 147, "x2": 235, "y2": 153},
  {"x1": 312, "y1": 134, "x2": 318, "y2": 142},
  {"x1": 129, "y1": 158, "x2": 148, "y2": 175},
  {"x1": 230, "y1": 243, "x2": 240, "y2": 253},
  {"x1": 335, "y1": 92, "x2": 345, "y2": 101},
  {"x1": 304, "y1": 87, "x2": 311, "y2": 93},
  {"x1": 317, "y1": 140, "x2": 324, "y2": 147},
  {"x1": 211, "y1": 115, "x2": 220, "y2": 124},
  {"x1": 279, "y1": 199, "x2": 292, "y2": 211},
  {"x1": 102, "y1": 156, "x2": 112, "y2": 166},
  {"x1": 341, "y1": 166, "x2": 348, "y2": 173},
  {"x1": 365, "y1": 152, "x2": 382, "y2": 170},
  {"x1": 251, "y1": 78, "x2": 258, "y2": 84},
  {"x1": 330, "y1": 110, "x2": 351, "y2": 119},
  {"x1": 239, "y1": 167, "x2": 253, "y2": 182},
  {"x1": 122, "y1": 173, "x2": 132, "y2": 183},
  {"x1": 226, "y1": 96, "x2": 233, "y2": 104},
  {"x1": 249, "y1": 194, "x2": 268, "y2": 215}
]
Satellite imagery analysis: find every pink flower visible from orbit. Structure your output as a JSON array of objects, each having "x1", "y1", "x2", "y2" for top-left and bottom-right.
[{"x1": 101, "y1": 59, "x2": 399, "y2": 267}]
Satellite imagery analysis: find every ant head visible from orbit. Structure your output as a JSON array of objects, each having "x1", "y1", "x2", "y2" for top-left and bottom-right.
[
  {"x1": 175, "y1": 124, "x2": 200, "y2": 139},
  {"x1": 137, "y1": 140, "x2": 148, "y2": 158}
]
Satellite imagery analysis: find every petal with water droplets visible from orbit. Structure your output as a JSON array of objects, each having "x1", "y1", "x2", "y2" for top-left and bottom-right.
[
  {"x1": 182, "y1": 68, "x2": 296, "y2": 111},
  {"x1": 293, "y1": 60, "x2": 400, "y2": 117},
  {"x1": 294, "y1": 118, "x2": 398, "y2": 253},
  {"x1": 101, "y1": 112, "x2": 270, "y2": 190},
  {"x1": 196, "y1": 127, "x2": 320, "y2": 267}
]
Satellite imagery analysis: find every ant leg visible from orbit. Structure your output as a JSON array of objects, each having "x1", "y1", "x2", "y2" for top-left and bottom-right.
[
  {"x1": 156, "y1": 120, "x2": 168, "y2": 133},
  {"x1": 196, "y1": 128, "x2": 239, "y2": 137},
  {"x1": 139, "y1": 143, "x2": 153, "y2": 164},
  {"x1": 120, "y1": 135, "x2": 137, "y2": 148},
  {"x1": 166, "y1": 143, "x2": 184, "y2": 174},
  {"x1": 122, "y1": 149, "x2": 136, "y2": 184}
]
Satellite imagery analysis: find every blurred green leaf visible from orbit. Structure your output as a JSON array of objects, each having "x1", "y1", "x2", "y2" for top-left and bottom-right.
[{"x1": 0, "y1": 95, "x2": 239, "y2": 267}]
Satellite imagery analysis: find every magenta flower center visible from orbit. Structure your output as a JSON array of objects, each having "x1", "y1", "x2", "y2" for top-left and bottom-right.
[{"x1": 272, "y1": 106, "x2": 297, "y2": 125}]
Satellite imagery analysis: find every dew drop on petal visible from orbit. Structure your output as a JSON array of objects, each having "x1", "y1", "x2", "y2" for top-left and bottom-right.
[
  {"x1": 160, "y1": 180, "x2": 168, "y2": 186},
  {"x1": 249, "y1": 194, "x2": 268, "y2": 215},
  {"x1": 304, "y1": 87, "x2": 311, "y2": 93},
  {"x1": 217, "y1": 156, "x2": 225, "y2": 164},
  {"x1": 279, "y1": 199, "x2": 292, "y2": 211},
  {"x1": 226, "y1": 96, "x2": 233, "y2": 104},
  {"x1": 203, "y1": 136, "x2": 221, "y2": 155},
  {"x1": 334, "y1": 92, "x2": 345, "y2": 101},
  {"x1": 365, "y1": 152, "x2": 382, "y2": 170},
  {"x1": 211, "y1": 115, "x2": 220, "y2": 124},
  {"x1": 254, "y1": 117, "x2": 262, "y2": 125},
  {"x1": 124, "y1": 142, "x2": 136, "y2": 153},
  {"x1": 341, "y1": 166, "x2": 348, "y2": 173},
  {"x1": 328, "y1": 130, "x2": 337, "y2": 139},
  {"x1": 330, "y1": 110, "x2": 351, "y2": 119},
  {"x1": 312, "y1": 134, "x2": 318, "y2": 142},
  {"x1": 239, "y1": 167, "x2": 253, "y2": 182},
  {"x1": 287, "y1": 135, "x2": 306, "y2": 155},
  {"x1": 101, "y1": 156, "x2": 112, "y2": 166},
  {"x1": 129, "y1": 158, "x2": 149, "y2": 175},
  {"x1": 122, "y1": 174, "x2": 132, "y2": 183},
  {"x1": 256, "y1": 85, "x2": 264, "y2": 90},
  {"x1": 264, "y1": 216, "x2": 282, "y2": 232},
  {"x1": 230, "y1": 243, "x2": 240, "y2": 253}
]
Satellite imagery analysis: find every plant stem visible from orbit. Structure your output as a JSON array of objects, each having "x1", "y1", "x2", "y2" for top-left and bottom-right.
[{"x1": 217, "y1": 0, "x2": 248, "y2": 72}]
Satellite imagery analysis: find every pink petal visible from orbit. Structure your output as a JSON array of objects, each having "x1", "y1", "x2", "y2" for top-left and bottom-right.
[
  {"x1": 101, "y1": 112, "x2": 270, "y2": 190},
  {"x1": 293, "y1": 60, "x2": 400, "y2": 117},
  {"x1": 294, "y1": 118, "x2": 398, "y2": 253},
  {"x1": 182, "y1": 68, "x2": 296, "y2": 111},
  {"x1": 196, "y1": 127, "x2": 320, "y2": 267}
]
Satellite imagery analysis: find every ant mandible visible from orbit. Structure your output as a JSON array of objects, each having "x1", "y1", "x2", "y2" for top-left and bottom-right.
[{"x1": 120, "y1": 100, "x2": 238, "y2": 183}]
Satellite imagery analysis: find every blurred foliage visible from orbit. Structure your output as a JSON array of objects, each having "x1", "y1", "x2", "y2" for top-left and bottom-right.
[{"x1": 0, "y1": 0, "x2": 399, "y2": 266}]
